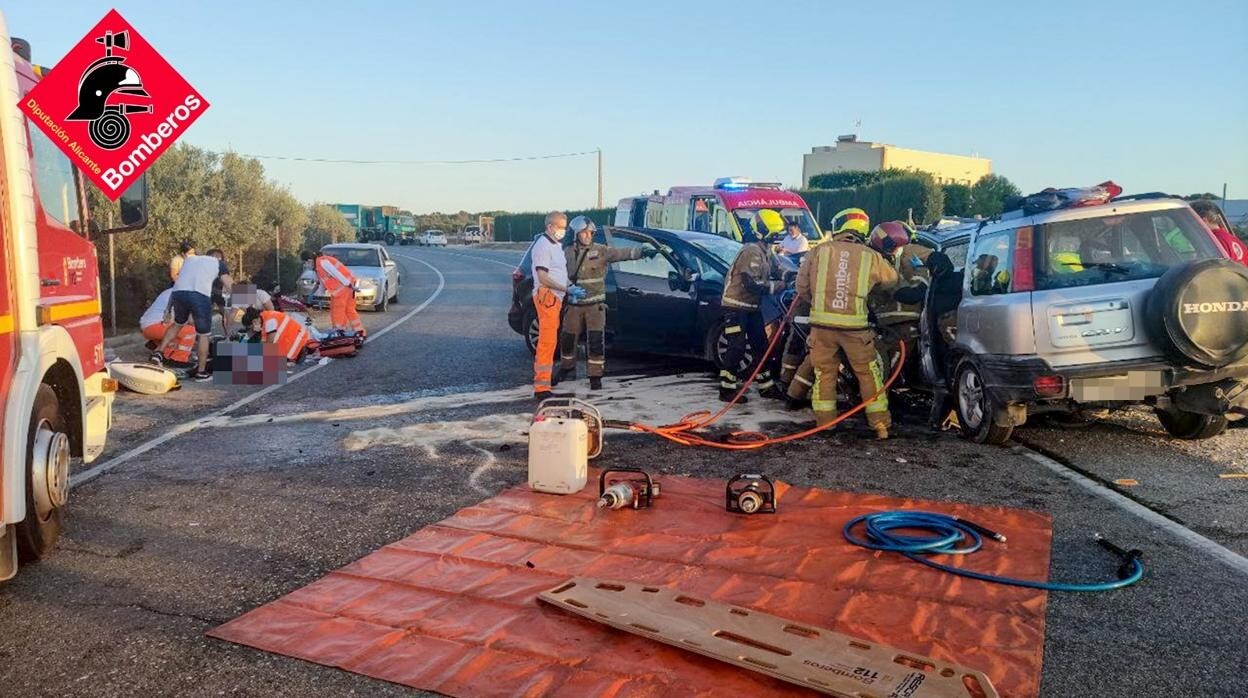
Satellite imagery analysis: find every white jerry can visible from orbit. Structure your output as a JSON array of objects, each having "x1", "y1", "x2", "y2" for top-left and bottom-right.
[{"x1": 528, "y1": 416, "x2": 588, "y2": 494}]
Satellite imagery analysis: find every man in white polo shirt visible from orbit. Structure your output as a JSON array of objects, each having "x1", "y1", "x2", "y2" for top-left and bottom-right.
[
  {"x1": 530, "y1": 211, "x2": 583, "y2": 401},
  {"x1": 154, "y1": 248, "x2": 233, "y2": 380}
]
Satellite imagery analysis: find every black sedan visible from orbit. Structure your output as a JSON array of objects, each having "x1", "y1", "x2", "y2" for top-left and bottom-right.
[{"x1": 507, "y1": 226, "x2": 796, "y2": 367}]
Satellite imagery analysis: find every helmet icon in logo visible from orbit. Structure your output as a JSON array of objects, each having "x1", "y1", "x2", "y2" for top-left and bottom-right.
[{"x1": 65, "y1": 30, "x2": 153, "y2": 150}]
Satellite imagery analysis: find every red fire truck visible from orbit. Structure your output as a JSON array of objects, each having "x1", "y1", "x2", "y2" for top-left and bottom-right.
[{"x1": 1, "y1": 19, "x2": 148, "y2": 579}]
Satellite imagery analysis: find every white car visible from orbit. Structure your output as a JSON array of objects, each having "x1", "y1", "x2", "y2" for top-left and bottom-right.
[
  {"x1": 310, "y1": 243, "x2": 401, "y2": 312},
  {"x1": 419, "y1": 230, "x2": 448, "y2": 247}
]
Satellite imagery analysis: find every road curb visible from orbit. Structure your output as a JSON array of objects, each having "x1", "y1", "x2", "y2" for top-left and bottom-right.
[{"x1": 104, "y1": 332, "x2": 145, "y2": 350}]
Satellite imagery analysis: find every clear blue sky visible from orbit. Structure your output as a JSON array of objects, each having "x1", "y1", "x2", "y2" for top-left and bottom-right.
[{"x1": 10, "y1": 1, "x2": 1248, "y2": 213}]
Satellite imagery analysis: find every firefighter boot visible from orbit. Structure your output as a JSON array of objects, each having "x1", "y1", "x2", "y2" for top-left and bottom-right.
[
  {"x1": 589, "y1": 377, "x2": 602, "y2": 391},
  {"x1": 874, "y1": 424, "x2": 890, "y2": 441}
]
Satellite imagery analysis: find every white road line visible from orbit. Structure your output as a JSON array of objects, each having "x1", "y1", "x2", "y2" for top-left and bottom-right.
[
  {"x1": 71, "y1": 256, "x2": 448, "y2": 488},
  {"x1": 402, "y1": 247, "x2": 520, "y2": 270},
  {"x1": 1017, "y1": 447, "x2": 1248, "y2": 577}
]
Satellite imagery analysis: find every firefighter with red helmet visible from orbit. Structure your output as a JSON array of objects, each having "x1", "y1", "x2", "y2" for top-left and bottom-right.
[{"x1": 867, "y1": 221, "x2": 933, "y2": 378}]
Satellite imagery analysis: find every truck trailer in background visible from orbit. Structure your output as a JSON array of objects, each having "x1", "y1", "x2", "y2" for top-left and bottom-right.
[{"x1": 1, "y1": 23, "x2": 150, "y2": 580}]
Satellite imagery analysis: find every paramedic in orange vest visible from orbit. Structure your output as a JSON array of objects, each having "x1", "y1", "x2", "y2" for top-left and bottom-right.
[
  {"x1": 531, "y1": 211, "x2": 576, "y2": 401},
  {"x1": 140, "y1": 287, "x2": 196, "y2": 365},
  {"x1": 796, "y1": 207, "x2": 899, "y2": 439},
  {"x1": 242, "y1": 307, "x2": 312, "y2": 365},
  {"x1": 308, "y1": 250, "x2": 365, "y2": 337}
]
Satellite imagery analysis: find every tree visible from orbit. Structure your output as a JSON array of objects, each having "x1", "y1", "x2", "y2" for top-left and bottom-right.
[
  {"x1": 305, "y1": 203, "x2": 354, "y2": 249},
  {"x1": 942, "y1": 183, "x2": 973, "y2": 217},
  {"x1": 970, "y1": 174, "x2": 1021, "y2": 218},
  {"x1": 1184, "y1": 193, "x2": 1221, "y2": 201}
]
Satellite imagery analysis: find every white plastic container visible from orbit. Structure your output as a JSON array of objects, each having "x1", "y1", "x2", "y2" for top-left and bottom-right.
[{"x1": 528, "y1": 416, "x2": 588, "y2": 494}]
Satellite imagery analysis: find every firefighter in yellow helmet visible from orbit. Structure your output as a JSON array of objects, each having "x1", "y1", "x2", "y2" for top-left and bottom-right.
[
  {"x1": 796, "y1": 208, "x2": 900, "y2": 438},
  {"x1": 718, "y1": 209, "x2": 788, "y2": 402}
]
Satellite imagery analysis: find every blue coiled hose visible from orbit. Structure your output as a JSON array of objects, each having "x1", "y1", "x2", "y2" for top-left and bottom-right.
[{"x1": 843, "y1": 511, "x2": 1144, "y2": 592}]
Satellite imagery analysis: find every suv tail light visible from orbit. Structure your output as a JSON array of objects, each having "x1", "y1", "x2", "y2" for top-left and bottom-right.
[
  {"x1": 1012, "y1": 226, "x2": 1035, "y2": 292},
  {"x1": 1033, "y1": 375, "x2": 1064, "y2": 397}
]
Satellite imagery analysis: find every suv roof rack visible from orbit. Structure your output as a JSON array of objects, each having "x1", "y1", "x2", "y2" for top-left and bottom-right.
[{"x1": 1109, "y1": 192, "x2": 1175, "y2": 202}]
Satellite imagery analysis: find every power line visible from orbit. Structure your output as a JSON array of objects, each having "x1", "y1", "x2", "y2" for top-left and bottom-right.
[{"x1": 219, "y1": 149, "x2": 599, "y2": 165}]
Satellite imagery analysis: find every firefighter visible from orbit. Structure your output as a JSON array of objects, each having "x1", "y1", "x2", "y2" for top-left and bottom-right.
[
  {"x1": 780, "y1": 296, "x2": 815, "y2": 410},
  {"x1": 867, "y1": 221, "x2": 932, "y2": 382},
  {"x1": 306, "y1": 250, "x2": 365, "y2": 338},
  {"x1": 718, "y1": 209, "x2": 788, "y2": 402},
  {"x1": 796, "y1": 207, "x2": 900, "y2": 439},
  {"x1": 242, "y1": 307, "x2": 312, "y2": 366},
  {"x1": 532, "y1": 211, "x2": 579, "y2": 401},
  {"x1": 557, "y1": 216, "x2": 657, "y2": 390}
]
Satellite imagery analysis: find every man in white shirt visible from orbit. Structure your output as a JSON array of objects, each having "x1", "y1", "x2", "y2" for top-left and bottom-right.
[
  {"x1": 778, "y1": 220, "x2": 810, "y2": 257},
  {"x1": 530, "y1": 211, "x2": 581, "y2": 400},
  {"x1": 154, "y1": 248, "x2": 233, "y2": 380}
]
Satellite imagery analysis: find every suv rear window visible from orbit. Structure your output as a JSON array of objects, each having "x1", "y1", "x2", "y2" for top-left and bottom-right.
[{"x1": 1034, "y1": 208, "x2": 1221, "y2": 291}]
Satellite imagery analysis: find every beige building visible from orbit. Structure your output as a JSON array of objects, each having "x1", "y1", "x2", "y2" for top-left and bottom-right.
[{"x1": 802, "y1": 135, "x2": 991, "y2": 187}]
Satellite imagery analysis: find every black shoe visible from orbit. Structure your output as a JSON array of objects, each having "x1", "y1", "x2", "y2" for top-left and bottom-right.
[
  {"x1": 719, "y1": 387, "x2": 747, "y2": 403},
  {"x1": 149, "y1": 353, "x2": 165, "y2": 366},
  {"x1": 759, "y1": 385, "x2": 785, "y2": 400},
  {"x1": 785, "y1": 396, "x2": 809, "y2": 411},
  {"x1": 589, "y1": 377, "x2": 602, "y2": 391},
  {"x1": 552, "y1": 368, "x2": 574, "y2": 386},
  {"x1": 189, "y1": 370, "x2": 212, "y2": 382}
]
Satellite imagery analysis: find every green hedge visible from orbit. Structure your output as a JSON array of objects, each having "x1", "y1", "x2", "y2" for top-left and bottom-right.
[
  {"x1": 493, "y1": 208, "x2": 616, "y2": 242},
  {"x1": 798, "y1": 173, "x2": 944, "y2": 228}
]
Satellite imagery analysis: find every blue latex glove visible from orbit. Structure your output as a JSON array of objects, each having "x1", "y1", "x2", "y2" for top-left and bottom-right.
[
  {"x1": 567, "y1": 284, "x2": 587, "y2": 301},
  {"x1": 908, "y1": 253, "x2": 924, "y2": 269}
]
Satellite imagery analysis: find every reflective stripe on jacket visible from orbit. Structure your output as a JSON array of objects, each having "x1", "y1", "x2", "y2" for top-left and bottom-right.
[
  {"x1": 565, "y1": 242, "x2": 643, "y2": 305},
  {"x1": 798, "y1": 233, "x2": 899, "y2": 329},
  {"x1": 722, "y1": 243, "x2": 782, "y2": 311},
  {"x1": 316, "y1": 256, "x2": 355, "y2": 294},
  {"x1": 870, "y1": 243, "x2": 932, "y2": 325}
]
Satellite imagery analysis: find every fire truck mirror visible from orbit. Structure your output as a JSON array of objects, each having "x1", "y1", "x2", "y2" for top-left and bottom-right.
[{"x1": 105, "y1": 173, "x2": 148, "y2": 234}]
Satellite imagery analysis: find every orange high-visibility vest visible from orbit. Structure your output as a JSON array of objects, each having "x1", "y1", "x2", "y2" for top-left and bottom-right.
[
  {"x1": 259, "y1": 310, "x2": 310, "y2": 361},
  {"x1": 316, "y1": 255, "x2": 355, "y2": 294}
]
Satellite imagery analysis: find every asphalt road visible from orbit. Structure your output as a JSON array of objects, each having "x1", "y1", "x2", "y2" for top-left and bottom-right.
[{"x1": 1, "y1": 246, "x2": 1245, "y2": 697}]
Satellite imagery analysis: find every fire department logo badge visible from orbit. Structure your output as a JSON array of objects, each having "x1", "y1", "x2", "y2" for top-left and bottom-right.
[{"x1": 18, "y1": 9, "x2": 208, "y2": 199}]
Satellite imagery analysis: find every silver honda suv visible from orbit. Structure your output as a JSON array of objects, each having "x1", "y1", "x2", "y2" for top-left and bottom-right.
[{"x1": 927, "y1": 197, "x2": 1248, "y2": 443}]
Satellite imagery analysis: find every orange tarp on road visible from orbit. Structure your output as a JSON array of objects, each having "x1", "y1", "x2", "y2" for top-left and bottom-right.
[{"x1": 209, "y1": 475, "x2": 1051, "y2": 696}]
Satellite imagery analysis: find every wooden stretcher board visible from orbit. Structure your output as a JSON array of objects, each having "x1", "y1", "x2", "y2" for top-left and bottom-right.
[{"x1": 540, "y1": 576, "x2": 999, "y2": 698}]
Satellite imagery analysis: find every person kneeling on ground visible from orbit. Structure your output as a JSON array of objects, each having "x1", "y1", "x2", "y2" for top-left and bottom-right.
[
  {"x1": 241, "y1": 307, "x2": 313, "y2": 368},
  {"x1": 140, "y1": 286, "x2": 197, "y2": 367}
]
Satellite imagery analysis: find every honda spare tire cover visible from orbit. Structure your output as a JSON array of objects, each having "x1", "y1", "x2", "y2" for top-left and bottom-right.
[{"x1": 1146, "y1": 259, "x2": 1248, "y2": 369}]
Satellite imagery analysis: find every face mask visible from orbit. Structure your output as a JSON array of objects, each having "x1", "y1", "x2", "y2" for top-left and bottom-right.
[{"x1": 550, "y1": 227, "x2": 567, "y2": 241}]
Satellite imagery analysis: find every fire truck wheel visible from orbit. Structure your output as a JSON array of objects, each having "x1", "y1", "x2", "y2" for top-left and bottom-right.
[{"x1": 16, "y1": 385, "x2": 68, "y2": 562}]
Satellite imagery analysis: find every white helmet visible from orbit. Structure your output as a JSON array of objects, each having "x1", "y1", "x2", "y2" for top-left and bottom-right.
[{"x1": 569, "y1": 215, "x2": 596, "y2": 236}]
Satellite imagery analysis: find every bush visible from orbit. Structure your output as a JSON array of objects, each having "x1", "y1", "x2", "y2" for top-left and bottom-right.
[
  {"x1": 493, "y1": 208, "x2": 616, "y2": 242},
  {"x1": 797, "y1": 172, "x2": 944, "y2": 229},
  {"x1": 807, "y1": 168, "x2": 910, "y2": 190}
]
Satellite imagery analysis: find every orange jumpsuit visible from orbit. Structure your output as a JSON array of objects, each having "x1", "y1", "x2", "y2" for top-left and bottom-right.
[{"x1": 316, "y1": 255, "x2": 365, "y2": 336}]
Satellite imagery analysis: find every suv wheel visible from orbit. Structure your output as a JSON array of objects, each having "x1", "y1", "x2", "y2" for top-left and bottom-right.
[
  {"x1": 955, "y1": 361, "x2": 1013, "y2": 445},
  {"x1": 1156, "y1": 409, "x2": 1227, "y2": 440}
]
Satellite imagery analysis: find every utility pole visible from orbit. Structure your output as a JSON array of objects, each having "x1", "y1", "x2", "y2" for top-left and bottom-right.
[
  {"x1": 597, "y1": 149, "x2": 603, "y2": 209},
  {"x1": 274, "y1": 223, "x2": 281, "y2": 286},
  {"x1": 107, "y1": 211, "x2": 116, "y2": 335}
]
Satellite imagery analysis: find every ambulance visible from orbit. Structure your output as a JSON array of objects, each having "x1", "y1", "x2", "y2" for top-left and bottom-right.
[
  {"x1": 614, "y1": 177, "x2": 823, "y2": 244},
  {"x1": 1, "y1": 18, "x2": 148, "y2": 579}
]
